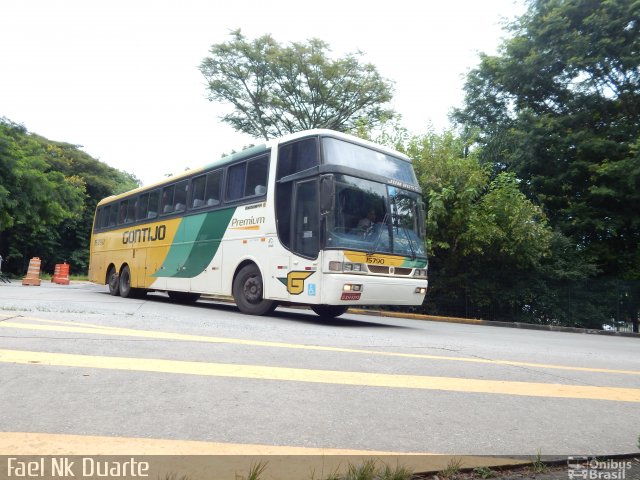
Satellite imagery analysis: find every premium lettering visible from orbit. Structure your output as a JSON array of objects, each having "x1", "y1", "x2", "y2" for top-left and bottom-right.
[
  {"x1": 231, "y1": 216, "x2": 265, "y2": 227},
  {"x1": 122, "y1": 225, "x2": 166, "y2": 244}
]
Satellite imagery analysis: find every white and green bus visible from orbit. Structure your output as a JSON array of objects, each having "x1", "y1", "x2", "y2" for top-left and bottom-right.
[{"x1": 89, "y1": 129, "x2": 428, "y2": 318}]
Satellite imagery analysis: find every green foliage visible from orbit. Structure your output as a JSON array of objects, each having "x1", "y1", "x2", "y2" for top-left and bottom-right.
[
  {"x1": 394, "y1": 128, "x2": 553, "y2": 321},
  {"x1": 454, "y1": 0, "x2": 640, "y2": 282},
  {"x1": 239, "y1": 461, "x2": 268, "y2": 480},
  {"x1": 200, "y1": 30, "x2": 395, "y2": 140},
  {"x1": 0, "y1": 119, "x2": 85, "y2": 232},
  {"x1": 472, "y1": 466, "x2": 494, "y2": 479},
  {"x1": 439, "y1": 457, "x2": 463, "y2": 479},
  {"x1": 530, "y1": 450, "x2": 548, "y2": 474},
  {"x1": 0, "y1": 118, "x2": 139, "y2": 275}
]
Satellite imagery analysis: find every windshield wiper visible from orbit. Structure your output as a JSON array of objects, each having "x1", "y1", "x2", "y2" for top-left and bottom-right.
[
  {"x1": 399, "y1": 225, "x2": 417, "y2": 259},
  {"x1": 367, "y1": 212, "x2": 389, "y2": 255}
]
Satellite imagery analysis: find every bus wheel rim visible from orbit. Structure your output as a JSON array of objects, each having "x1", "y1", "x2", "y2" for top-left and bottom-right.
[{"x1": 243, "y1": 275, "x2": 262, "y2": 303}]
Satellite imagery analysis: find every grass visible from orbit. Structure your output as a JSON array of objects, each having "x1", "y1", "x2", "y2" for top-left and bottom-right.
[
  {"x1": 240, "y1": 461, "x2": 269, "y2": 480},
  {"x1": 472, "y1": 466, "x2": 494, "y2": 479},
  {"x1": 530, "y1": 449, "x2": 548, "y2": 474},
  {"x1": 231, "y1": 459, "x2": 413, "y2": 480},
  {"x1": 38, "y1": 273, "x2": 89, "y2": 281},
  {"x1": 439, "y1": 457, "x2": 463, "y2": 479}
]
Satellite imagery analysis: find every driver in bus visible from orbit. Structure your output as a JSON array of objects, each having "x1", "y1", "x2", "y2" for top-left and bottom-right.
[{"x1": 357, "y1": 209, "x2": 377, "y2": 231}]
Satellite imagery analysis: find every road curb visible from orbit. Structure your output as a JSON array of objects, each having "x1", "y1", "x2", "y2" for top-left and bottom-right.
[{"x1": 348, "y1": 308, "x2": 640, "y2": 338}]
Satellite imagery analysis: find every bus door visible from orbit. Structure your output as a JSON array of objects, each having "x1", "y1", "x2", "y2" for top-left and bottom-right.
[{"x1": 287, "y1": 179, "x2": 321, "y2": 301}]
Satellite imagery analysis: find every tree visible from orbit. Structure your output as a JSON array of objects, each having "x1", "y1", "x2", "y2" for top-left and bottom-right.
[
  {"x1": 360, "y1": 124, "x2": 555, "y2": 321},
  {"x1": 0, "y1": 118, "x2": 139, "y2": 275},
  {"x1": 454, "y1": 0, "x2": 640, "y2": 282},
  {"x1": 0, "y1": 119, "x2": 85, "y2": 233},
  {"x1": 200, "y1": 30, "x2": 395, "y2": 140}
]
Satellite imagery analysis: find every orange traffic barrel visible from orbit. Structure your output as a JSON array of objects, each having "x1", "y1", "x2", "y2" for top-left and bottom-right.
[
  {"x1": 22, "y1": 257, "x2": 42, "y2": 286},
  {"x1": 51, "y1": 264, "x2": 61, "y2": 282},
  {"x1": 52, "y1": 262, "x2": 70, "y2": 285}
]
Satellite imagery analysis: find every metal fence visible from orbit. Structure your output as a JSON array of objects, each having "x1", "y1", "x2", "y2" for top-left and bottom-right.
[{"x1": 419, "y1": 278, "x2": 639, "y2": 332}]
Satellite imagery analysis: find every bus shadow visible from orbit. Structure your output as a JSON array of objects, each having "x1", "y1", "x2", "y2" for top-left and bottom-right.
[
  {"x1": 269, "y1": 309, "x2": 412, "y2": 329},
  {"x1": 138, "y1": 293, "x2": 413, "y2": 329}
]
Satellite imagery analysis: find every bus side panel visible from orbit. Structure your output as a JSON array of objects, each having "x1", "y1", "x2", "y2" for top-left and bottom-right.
[{"x1": 131, "y1": 247, "x2": 146, "y2": 288}]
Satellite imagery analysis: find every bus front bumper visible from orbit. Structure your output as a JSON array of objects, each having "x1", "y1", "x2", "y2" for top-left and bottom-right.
[{"x1": 321, "y1": 273, "x2": 428, "y2": 306}]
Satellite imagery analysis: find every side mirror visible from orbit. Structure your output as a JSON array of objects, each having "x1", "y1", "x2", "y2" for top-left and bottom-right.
[
  {"x1": 320, "y1": 175, "x2": 335, "y2": 215},
  {"x1": 417, "y1": 199, "x2": 426, "y2": 239}
]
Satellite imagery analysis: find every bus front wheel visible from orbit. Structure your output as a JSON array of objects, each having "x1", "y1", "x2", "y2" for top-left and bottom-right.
[
  {"x1": 311, "y1": 305, "x2": 349, "y2": 319},
  {"x1": 233, "y1": 264, "x2": 277, "y2": 316}
]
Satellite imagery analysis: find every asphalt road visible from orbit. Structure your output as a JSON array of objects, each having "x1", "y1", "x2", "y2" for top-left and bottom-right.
[{"x1": 1, "y1": 281, "x2": 638, "y2": 458}]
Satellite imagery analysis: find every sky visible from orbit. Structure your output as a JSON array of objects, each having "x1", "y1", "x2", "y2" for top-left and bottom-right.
[{"x1": 1, "y1": 0, "x2": 525, "y2": 186}]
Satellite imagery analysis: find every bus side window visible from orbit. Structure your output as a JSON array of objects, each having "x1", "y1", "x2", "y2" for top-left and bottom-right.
[
  {"x1": 147, "y1": 190, "x2": 159, "y2": 218},
  {"x1": 227, "y1": 163, "x2": 246, "y2": 201},
  {"x1": 205, "y1": 170, "x2": 222, "y2": 206},
  {"x1": 125, "y1": 198, "x2": 136, "y2": 224},
  {"x1": 276, "y1": 138, "x2": 319, "y2": 180},
  {"x1": 161, "y1": 185, "x2": 175, "y2": 214},
  {"x1": 191, "y1": 175, "x2": 206, "y2": 208},
  {"x1": 173, "y1": 180, "x2": 188, "y2": 213},
  {"x1": 100, "y1": 206, "x2": 110, "y2": 229},
  {"x1": 108, "y1": 204, "x2": 118, "y2": 227},
  {"x1": 136, "y1": 193, "x2": 149, "y2": 220},
  {"x1": 118, "y1": 200, "x2": 128, "y2": 225},
  {"x1": 245, "y1": 156, "x2": 269, "y2": 197}
]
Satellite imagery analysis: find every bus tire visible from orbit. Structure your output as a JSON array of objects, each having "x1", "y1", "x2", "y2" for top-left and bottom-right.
[
  {"x1": 168, "y1": 291, "x2": 201, "y2": 303},
  {"x1": 311, "y1": 305, "x2": 349, "y2": 319},
  {"x1": 119, "y1": 265, "x2": 135, "y2": 298},
  {"x1": 233, "y1": 264, "x2": 277, "y2": 316},
  {"x1": 108, "y1": 266, "x2": 120, "y2": 296}
]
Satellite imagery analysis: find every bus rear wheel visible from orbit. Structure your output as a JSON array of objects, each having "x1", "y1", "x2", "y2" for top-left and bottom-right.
[
  {"x1": 311, "y1": 305, "x2": 349, "y2": 319},
  {"x1": 108, "y1": 266, "x2": 119, "y2": 296},
  {"x1": 233, "y1": 264, "x2": 277, "y2": 316},
  {"x1": 119, "y1": 265, "x2": 135, "y2": 298}
]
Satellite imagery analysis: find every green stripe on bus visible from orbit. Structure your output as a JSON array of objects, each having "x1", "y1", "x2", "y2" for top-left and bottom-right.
[
  {"x1": 153, "y1": 208, "x2": 236, "y2": 278},
  {"x1": 401, "y1": 258, "x2": 428, "y2": 268}
]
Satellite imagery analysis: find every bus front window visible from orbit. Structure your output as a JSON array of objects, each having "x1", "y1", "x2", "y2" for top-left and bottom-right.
[{"x1": 324, "y1": 175, "x2": 426, "y2": 258}]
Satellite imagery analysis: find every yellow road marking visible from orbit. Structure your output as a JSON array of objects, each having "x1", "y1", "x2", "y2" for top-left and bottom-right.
[
  {"x1": 1, "y1": 348, "x2": 639, "y2": 402},
  {"x1": 1, "y1": 314, "x2": 639, "y2": 377},
  {"x1": 0, "y1": 431, "x2": 420, "y2": 455}
]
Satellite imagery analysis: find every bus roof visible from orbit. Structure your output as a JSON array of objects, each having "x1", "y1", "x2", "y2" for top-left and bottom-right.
[{"x1": 98, "y1": 129, "x2": 411, "y2": 206}]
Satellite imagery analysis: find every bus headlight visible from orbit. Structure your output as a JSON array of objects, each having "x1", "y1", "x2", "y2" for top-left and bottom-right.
[
  {"x1": 329, "y1": 261, "x2": 343, "y2": 271},
  {"x1": 331, "y1": 262, "x2": 366, "y2": 273},
  {"x1": 413, "y1": 269, "x2": 428, "y2": 278},
  {"x1": 344, "y1": 284, "x2": 362, "y2": 292},
  {"x1": 415, "y1": 287, "x2": 427, "y2": 294}
]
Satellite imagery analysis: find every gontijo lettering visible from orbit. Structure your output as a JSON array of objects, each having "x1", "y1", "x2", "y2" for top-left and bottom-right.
[{"x1": 122, "y1": 225, "x2": 166, "y2": 244}]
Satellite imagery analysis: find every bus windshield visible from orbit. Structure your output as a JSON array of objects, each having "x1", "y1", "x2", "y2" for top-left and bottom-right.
[
  {"x1": 322, "y1": 137, "x2": 418, "y2": 186},
  {"x1": 325, "y1": 175, "x2": 426, "y2": 258}
]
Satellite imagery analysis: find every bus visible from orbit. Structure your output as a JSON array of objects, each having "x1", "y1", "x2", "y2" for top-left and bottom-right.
[{"x1": 89, "y1": 129, "x2": 428, "y2": 318}]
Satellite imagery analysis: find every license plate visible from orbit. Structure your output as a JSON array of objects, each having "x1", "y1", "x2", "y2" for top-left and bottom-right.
[{"x1": 340, "y1": 292, "x2": 361, "y2": 301}]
